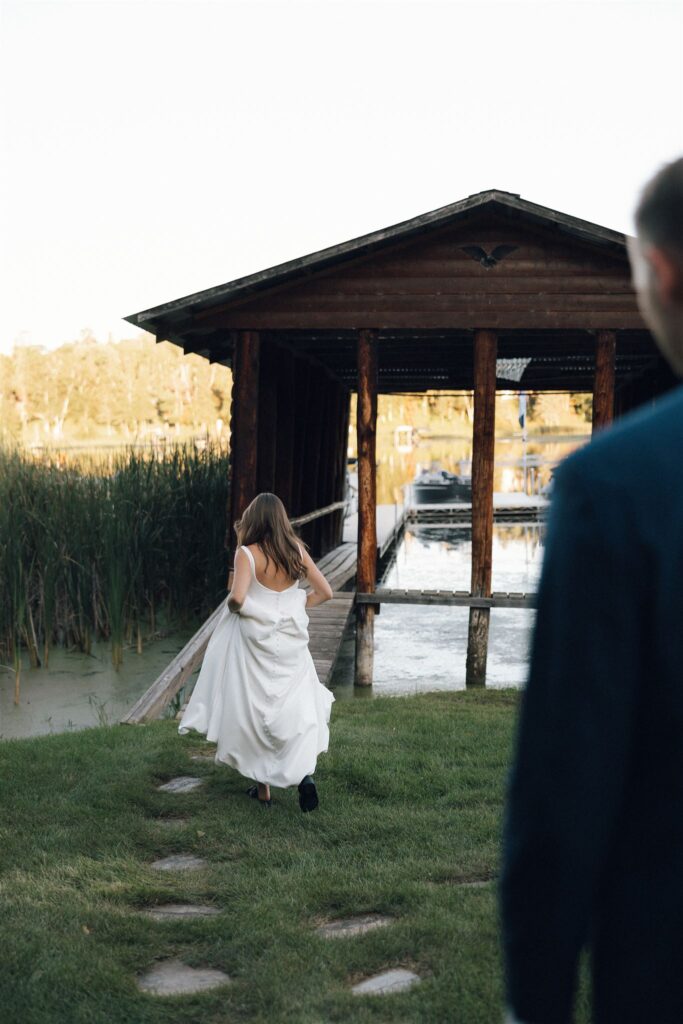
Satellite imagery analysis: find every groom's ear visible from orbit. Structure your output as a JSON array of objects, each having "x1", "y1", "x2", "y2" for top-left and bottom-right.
[{"x1": 647, "y1": 246, "x2": 683, "y2": 305}]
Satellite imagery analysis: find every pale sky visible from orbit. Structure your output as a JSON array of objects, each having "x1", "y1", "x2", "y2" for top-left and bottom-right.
[{"x1": 1, "y1": 0, "x2": 682, "y2": 354}]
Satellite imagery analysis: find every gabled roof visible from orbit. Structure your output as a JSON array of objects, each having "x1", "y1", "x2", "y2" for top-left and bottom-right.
[{"x1": 125, "y1": 189, "x2": 630, "y2": 330}]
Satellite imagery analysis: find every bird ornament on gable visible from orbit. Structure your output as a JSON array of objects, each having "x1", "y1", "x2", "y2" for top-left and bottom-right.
[{"x1": 460, "y1": 244, "x2": 518, "y2": 269}]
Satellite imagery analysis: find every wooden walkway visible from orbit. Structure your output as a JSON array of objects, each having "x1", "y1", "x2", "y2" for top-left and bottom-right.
[{"x1": 343, "y1": 503, "x2": 407, "y2": 556}]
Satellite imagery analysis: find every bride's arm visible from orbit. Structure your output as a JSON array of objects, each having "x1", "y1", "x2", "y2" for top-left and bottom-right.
[
  {"x1": 301, "y1": 549, "x2": 333, "y2": 608},
  {"x1": 227, "y1": 547, "x2": 251, "y2": 613}
]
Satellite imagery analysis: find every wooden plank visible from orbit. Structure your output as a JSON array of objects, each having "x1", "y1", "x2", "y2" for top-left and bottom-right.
[
  {"x1": 229, "y1": 330, "x2": 260, "y2": 569},
  {"x1": 256, "y1": 338, "x2": 277, "y2": 493},
  {"x1": 206, "y1": 311, "x2": 647, "y2": 331},
  {"x1": 287, "y1": 276, "x2": 635, "y2": 296},
  {"x1": 592, "y1": 329, "x2": 616, "y2": 432},
  {"x1": 466, "y1": 329, "x2": 496, "y2": 688},
  {"x1": 291, "y1": 358, "x2": 311, "y2": 516},
  {"x1": 299, "y1": 365, "x2": 326, "y2": 552},
  {"x1": 308, "y1": 592, "x2": 354, "y2": 685},
  {"x1": 273, "y1": 348, "x2": 296, "y2": 510},
  {"x1": 331, "y1": 384, "x2": 350, "y2": 549},
  {"x1": 229, "y1": 293, "x2": 640, "y2": 315},
  {"x1": 355, "y1": 328, "x2": 378, "y2": 687},
  {"x1": 356, "y1": 589, "x2": 537, "y2": 609}
]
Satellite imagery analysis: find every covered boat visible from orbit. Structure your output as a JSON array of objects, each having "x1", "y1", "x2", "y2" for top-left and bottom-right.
[{"x1": 411, "y1": 468, "x2": 472, "y2": 503}]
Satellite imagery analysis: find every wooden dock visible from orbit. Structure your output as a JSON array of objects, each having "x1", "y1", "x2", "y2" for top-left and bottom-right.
[{"x1": 407, "y1": 493, "x2": 548, "y2": 523}]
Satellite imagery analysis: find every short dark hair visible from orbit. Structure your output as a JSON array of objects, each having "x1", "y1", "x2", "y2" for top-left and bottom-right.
[{"x1": 635, "y1": 157, "x2": 683, "y2": 254}]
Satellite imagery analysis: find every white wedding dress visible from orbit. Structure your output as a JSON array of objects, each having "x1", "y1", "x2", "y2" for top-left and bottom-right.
[{"x1": 177, "y1": 545, "x2": 334, "y2": 788}]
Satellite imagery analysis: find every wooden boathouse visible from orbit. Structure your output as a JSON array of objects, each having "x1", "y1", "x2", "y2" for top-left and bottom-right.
[{"x1": 121, "y1": 188, "x2": 676, "y2": 719}]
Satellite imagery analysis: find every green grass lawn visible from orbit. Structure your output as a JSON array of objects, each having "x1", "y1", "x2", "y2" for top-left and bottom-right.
[{"x1": 0, "y1": 690, "x2": 591, "y2": 1024}]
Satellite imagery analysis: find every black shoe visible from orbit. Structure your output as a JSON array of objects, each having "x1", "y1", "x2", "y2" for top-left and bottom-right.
[
  {"x1": 298, "y1": 775, "x2": 318, "y2": 813},
  {"x1": 247, "y1": 784, "x2": 272, "y2": 808}
]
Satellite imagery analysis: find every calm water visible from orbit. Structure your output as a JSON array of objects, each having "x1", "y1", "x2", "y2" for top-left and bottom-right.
[
  {"x1": 374, "y1": 434, "x2": 588, "y2": 504},
  {"x1": 0, "y1": 626, "x2": 199, "y2": 741},
  {"x1": 330, "y1": 522, "x2": 545, "y2": 696}
]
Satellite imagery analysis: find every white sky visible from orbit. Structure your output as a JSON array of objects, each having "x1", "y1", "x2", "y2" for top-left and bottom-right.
[{"x1": 1, "y1": 0, "x2": 682, "y2": 354}]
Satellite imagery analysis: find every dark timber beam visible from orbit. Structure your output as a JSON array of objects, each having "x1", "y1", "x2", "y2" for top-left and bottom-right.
[
  {"x1": 301, "y1": 366, "x2": 326, "y2": 554},
  {"x1": 228, "y1": 330, "x2": 260, "y2": 582},
  {"x1": 355, "y1": 328, "x2": 378, "y2": 687},
  {"x1": 274, "y1": 348, "x2": 297, "y2": 512},
  {"x1": 466, "y1": 329, "x2": 497, "y2": 687},
  {"x1": 592, "y1": 329, "x2": 616, "y2": 432},
  {"x1": 257, "y1": 339, "x2": 278, "y2": 493}
]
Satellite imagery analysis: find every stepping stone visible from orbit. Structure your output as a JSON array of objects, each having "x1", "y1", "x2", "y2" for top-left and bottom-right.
[
  {"x1": 155, "y1": 817, "x2": 192, "y2": 829},
  {"x1": 150, "y1": 853, "x2": 208, "y2": 872},
  {"x1": 157, "y1": 776, "x2": 204, "y2": 793},
  {"x1": 190, "y1": 754, "x2": 215, "y2": 763},
  {"x1": 352, "y1": 968, "x2": 421, "y2": 996},
  {"x1": 316, "y1": 913, "x2": 393, "y2": 939},
  {"x1": 136, "y1": 957, "x2": 231, "y2": 995},
  {"x1": 139, "y1": 903, "x2": 221, "y2": 921}
]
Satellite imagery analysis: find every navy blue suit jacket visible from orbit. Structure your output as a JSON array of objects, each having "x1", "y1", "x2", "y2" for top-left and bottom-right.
[{"x1": 500, "y1": 385, "x2": 683, "y2": 1024}]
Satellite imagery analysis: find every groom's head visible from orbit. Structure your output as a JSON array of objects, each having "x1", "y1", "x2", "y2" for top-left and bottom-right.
[{"x1": 628, "y1": 157, "x2": 683, "y2": 375}]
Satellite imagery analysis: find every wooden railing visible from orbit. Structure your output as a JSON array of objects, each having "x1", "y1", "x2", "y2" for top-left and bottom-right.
[
  {"x1": 290, "y1": 500, "x2": 346, "y2": 527},
  {"x1": 355, "y1": 589, "x2": 536, "y2": 609}
]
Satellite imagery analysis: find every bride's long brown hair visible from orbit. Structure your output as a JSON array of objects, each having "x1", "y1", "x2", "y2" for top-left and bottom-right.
[{"x1": 235, "y1": 493, "x2": 307, "y2": 580}]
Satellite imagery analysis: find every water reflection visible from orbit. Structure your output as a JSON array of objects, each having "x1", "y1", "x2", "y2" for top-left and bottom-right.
[
  {"x1": 330, "y1": 523, "x2": 545, "y2": 696},
  {"x1": 374, "y1": 435, "x2": 587, "y2": 504}
]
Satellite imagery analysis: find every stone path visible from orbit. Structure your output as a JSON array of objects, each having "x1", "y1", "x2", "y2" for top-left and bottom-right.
[
  {"x1": 352, "y1": 968, "x2": 421, "y2": 996},
  {"x1": 139, "y1": 769, "x2": 430, "y2": 1001},
  {"x1": 150, "y1": 852, "x2": 208, "y2": 872},
  {"x1": 315, "y1": 913, "x2": 393, "y2": 939},
  {"x1": 136, "y1": 958, "x2": 231, "y2": 995},
  {"x1": 140, "y1": 903, "x2": 221, "y2": 921},
  {"x1": 157, "y1": 775, "x2": 204, "y2": 793}
]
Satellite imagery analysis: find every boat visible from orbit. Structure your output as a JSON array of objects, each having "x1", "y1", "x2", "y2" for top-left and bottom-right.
[{"x1": 411, "y1": 467, "x2": 472, "y2": 503}]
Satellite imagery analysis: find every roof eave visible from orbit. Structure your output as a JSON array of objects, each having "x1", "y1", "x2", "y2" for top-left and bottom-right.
[{"x1": 125, "y1": 189, "x2": 632, "y2": 330}]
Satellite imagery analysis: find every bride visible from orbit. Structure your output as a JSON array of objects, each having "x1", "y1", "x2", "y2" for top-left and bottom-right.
[{"x1": 178, "y1": 492, "x2": 335, "y2": 812}]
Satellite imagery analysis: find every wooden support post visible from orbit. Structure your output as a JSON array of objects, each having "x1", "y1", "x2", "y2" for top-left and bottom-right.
[
  {"x1": 320, "y1": 383, "x2": 342, "y2": 553},
  {"x1": 273, "y1": 349, "x2": 297, "y2": 511},
  {"x1": 257, "y1": 339, "x2": 278, "y2": 494},
  {"x1": 355, "y1": 329, "x2": 378, "y2": 687},
  {"x1": 592, "y1": 329, "x2": 616, "y2": 433},
  {"x1": 228, "y1": 330, "x2": 260, "y2": 579},
  {"x1": 466, "y1": 329, "x2": 497, "y2": 688},
  {"x1": 333, "y1": 388, "x2": 351, "y2": 547},
  {"x1": 301, "y1": 366, "x2": 326, "y2": 555},
  {"x1": 292, "y1": 360, "x2": 311, "y2": 517}
]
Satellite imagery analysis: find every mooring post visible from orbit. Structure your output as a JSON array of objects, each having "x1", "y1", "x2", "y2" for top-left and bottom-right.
[
  {"x1": 466, "y1": 328, "x2": 497, "y2": 687},
  {"x1": 227, "y1": 329, "x2": 260, "y2": 585},
  {"x1": 592, "y1": 329, "x2": 616, "y2": 433},
  {"x1": 355, "y1": 328, "x2": 378, "y2": 687}
]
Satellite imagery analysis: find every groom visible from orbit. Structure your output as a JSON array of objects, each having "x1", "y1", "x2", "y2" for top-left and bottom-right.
[{"x1": 500, "y1": 157, "x2": 683, "y2": 1024}]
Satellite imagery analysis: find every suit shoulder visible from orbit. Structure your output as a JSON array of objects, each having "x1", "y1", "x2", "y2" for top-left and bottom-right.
[{"x1": 556, "y1": 385, "x2": 683, "y2": 496}]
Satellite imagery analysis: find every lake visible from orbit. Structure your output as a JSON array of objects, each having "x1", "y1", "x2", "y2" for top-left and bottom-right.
[
  {"x1": 0, "y1": 626, "x2": 199, "y2": 741},
  {"x1": 330, "y1": 521, "x2": 545, "y2": 696}
]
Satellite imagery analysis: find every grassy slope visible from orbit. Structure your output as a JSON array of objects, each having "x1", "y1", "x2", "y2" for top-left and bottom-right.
[{"x1": 0, "y1": 691, "x2": 591, "y2": 1024}]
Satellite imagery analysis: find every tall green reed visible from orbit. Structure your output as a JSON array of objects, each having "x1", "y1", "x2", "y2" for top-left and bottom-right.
[{"x1": 0, "y1": 442, "x2": 230, "y2": 684}]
